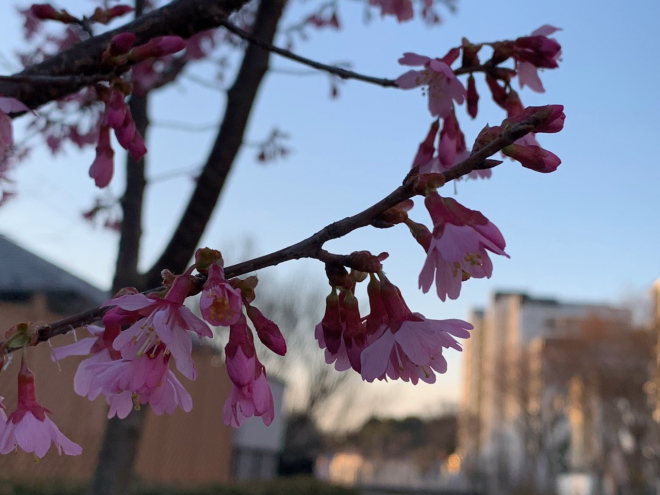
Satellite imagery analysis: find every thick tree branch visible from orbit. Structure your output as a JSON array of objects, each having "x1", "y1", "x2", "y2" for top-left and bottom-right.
[
  {"x1": 144, "y1": 0, "x2": 287, "y2": 287},
  {"x1": 0, "y1": 0, "x2": 250, "y2": 111},
  {"x1": 5, "y1": 117, "x2": 541, "y2": 349},
  {"x1": 88, "y1": 1, "x2": 152, "y2": 493}
]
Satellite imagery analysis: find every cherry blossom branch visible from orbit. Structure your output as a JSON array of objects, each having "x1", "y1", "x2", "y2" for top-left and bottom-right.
[
  {"x1": 4, "y1": 117, "x2": 539, "y2": 351},
  {"x1": 0, "y1": 0, "x2": 251, "y2": 111},
  {"x1": 218, "y1": 17, "x2": 495, "y2": 88}
]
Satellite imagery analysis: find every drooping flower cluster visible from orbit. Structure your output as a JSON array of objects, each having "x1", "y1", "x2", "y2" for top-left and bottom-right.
[
  {"x1": 396, "y1": 50, "x2": 466, "y2": 118},
  {"x1": 89, "y1": 33, "x2": 187, "y2": 188},
  {"x1": 315, "y1": 264, "x2": 473, "y2": 384},
  {"x1": 419, "y1": 192, "x2": 508, "y2": 301},
  {"x1": 0, "y1": 358, "x2": 81, "y2": 458}
]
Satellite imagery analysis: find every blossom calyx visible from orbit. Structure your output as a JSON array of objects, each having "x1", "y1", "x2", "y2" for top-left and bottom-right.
[
  {"x1": 325, "y1": 262, "x2": 351, "y2": 289},
  {"x1": 231, "y1": 276, "x2": 258, "y2": 304},
  {"x1": 372, "y1": 199, "x2": 414, "y2": 228},
  {"x1": 3, "y1": 322, "x2": 41, "y2": 350},
  {"x1": 348, "y1": 251, "x2": 385, "y2": 274},
  {"x1": 412, "y1": 173, "x2": 446, "y2": 195},
  {"x1": 195, "y1": 247, "x2": 224, "y2": 274}
]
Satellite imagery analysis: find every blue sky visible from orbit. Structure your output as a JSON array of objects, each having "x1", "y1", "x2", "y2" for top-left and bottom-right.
[{"x1": 1, "y1": 0, "x2": 659, "y2": 421}]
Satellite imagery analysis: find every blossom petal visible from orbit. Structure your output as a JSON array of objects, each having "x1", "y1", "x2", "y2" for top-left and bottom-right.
[{"x1": 361, "y1": 329, "x2": 396, "y2": 382}]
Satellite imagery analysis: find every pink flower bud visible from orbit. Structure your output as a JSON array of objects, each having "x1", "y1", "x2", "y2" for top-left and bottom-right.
[
  {"x1": 89, "y1": 126, "x2": 114, "y2": 188},
  {"x1": 246, "y1": 305, "x2": 287, "y2": 356},
  {"x1": 29, "y1": 4, "x2": 58, "y2": 20},
  {"x1": 502, "y1": 144, "x2": 561, "y2": 173},
  {"x1": 129, "y1": 36, "x2": 186, "y2": 61},
  {"x1": 108, "y1": 32, "x2": 136, "y2": 57}
]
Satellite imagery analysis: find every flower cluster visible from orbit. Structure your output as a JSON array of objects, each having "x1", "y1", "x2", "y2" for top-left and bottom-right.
[{"x1": 316, "y1": 267, "x2": 473, "y2": 384}]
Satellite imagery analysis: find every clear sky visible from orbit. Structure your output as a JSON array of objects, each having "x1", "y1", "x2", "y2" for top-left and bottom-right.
[{"x1": 1, "y1": 0, "x2": 659, "y2": 423}]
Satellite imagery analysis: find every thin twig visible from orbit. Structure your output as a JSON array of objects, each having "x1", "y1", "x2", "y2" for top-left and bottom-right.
[{"x1": 218, "y1": 18, "x2": 493, "y2": 87}]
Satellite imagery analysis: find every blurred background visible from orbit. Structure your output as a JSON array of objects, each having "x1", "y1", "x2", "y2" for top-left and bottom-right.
[{"x1": 0, "y1": 0, "x2": 659, "y2": 494}]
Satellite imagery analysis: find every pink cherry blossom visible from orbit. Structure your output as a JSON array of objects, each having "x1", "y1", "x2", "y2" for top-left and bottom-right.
[
  {"x1": 223, "y1": 364, "x2": 274, "y2": 428},
  {"x1": 0, "y1": 361, "x2": 81, "y2": 457},
  {"x1": 360, "y1": 274, "x2": 472, "y2": 383},
  {"x1": 396, "y1": 52, "x2": 466, "y2": 118},
  {"x1": 369, "y1": 0, "x2": 414, "y2": 22},
  {"x1": 436, "y1": 110, "x2": 469, "y2": 172},
  {"x1": 514, "y1": 25, "x2": 562, "y2": 93},
  {"x1": 314, "y1": 288, "x2": 366, "y2": 373},
  {"x1": 200, "y1": 262, "x2": 242, "y2": 326},
  {"x1": 315, "y1": 320, "x2": 351, "y2": 372},
  {"x1": 419, "y1": 193, "x2": 508, "y2": 301},
  {"x1": 88, "y1": 345, "x2": 192, "y2": 418},
  {"x1": 52, "y1": 324, "x2": 122, "y2": 398},
  {"x1": 106, "y1": 270, "x2": 212, "y2": 380},
  {"x1": 225, "y1": 315, "x2": 257, "y2": 387}
]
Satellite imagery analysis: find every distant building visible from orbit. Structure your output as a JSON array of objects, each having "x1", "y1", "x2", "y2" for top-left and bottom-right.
[
  {"x1": 458, "y1": 291, "x2": 637, "y2": 494},
  {"x1": 0, "y1": 235, "x2": 285, "y2": 487}
]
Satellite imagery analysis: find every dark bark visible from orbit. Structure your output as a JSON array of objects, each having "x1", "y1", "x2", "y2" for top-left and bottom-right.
[
  {"x1": 112, "y1": 94, "x2": 149, "y2": 292},
  {"x1": 87, "y1": 96, "x2": 150, "y2": 495},
  {"x1": 87, "y1": 3, "x2": 151, "y2": 492},
  {"x1": 0, "y1": 0, "x2": 250, "y2": 111},
  {"x1": 145, "y1": 0, "x2": 287, "y2": 285}
]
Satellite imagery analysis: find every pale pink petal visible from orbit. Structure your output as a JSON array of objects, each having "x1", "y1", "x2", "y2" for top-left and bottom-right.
[
  {"x1": 169, "y1": 372, "x2": 193, "y2": 412},
  {"x1": 395, "y1": 324, "x2": 438, "y2": 365},
  {"x1": 361, "y1": 329, "x2": 396, "y2": 382},
  {"x1": 179, "y1": 306, "x2": 213, "y2": 338},
  {"x1": 108, "y1": 391, "x2": 133, "y2": 419},
  {"x1": 46, "y1": 416, "x2": 82, "y2": 456},
  {"x1": 517, "y1": 61, "x2": 545, "y2": 93},
  {"x1": 398, "y1": 53, "x2": 431, "y2": 66},
  {"x1": 14, "y1": 413, "x2": 51, "y2": 458},
  {"x1": 0, "y1": 97, "x2": 30, "y2": 114},
  {"x1": 436, "y1": 224, "x2": 481, "y2": 261},
  {"x1": 531, "y1": 25, "x2": 561, "y2": 37},
  {"x1": 103, "y1": 294, "x2": 154, "y2": 311},
  {"x1": 418, "y1": 253, "x2": 436, "y2": 294},
  {"x1": 226, "y1": 347, "x2": 255, "y2": 387},
  {"x1": 74, "y1": 351, "x2": 110, "y2": 397},
  {"x1": 395, "y1": 70, "x2": 425, "y2": 89},
  {"x1": 52, "y1": 337, "x2": 96, "y2": 361}
]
